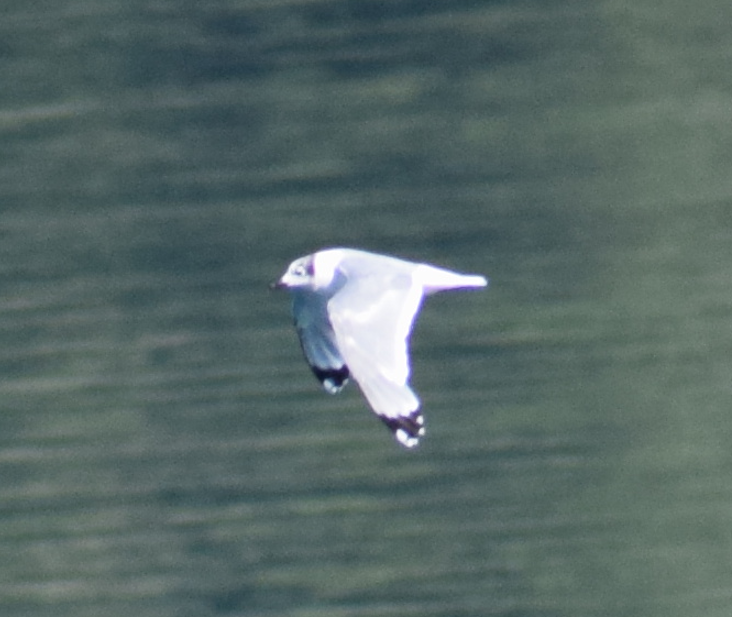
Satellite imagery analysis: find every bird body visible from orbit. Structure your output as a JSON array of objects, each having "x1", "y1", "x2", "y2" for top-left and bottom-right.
[{"x1": 274, "y1": 248, "x2": 487, "y2": 447}]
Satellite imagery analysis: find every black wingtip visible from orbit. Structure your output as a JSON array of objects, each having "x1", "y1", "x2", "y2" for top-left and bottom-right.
[
  {"x1": 311, "y1": 365, "x2": 350, "y2": 394},
  {"x1": 380, "y1": 410, "x2": 425, "y2": 448}
]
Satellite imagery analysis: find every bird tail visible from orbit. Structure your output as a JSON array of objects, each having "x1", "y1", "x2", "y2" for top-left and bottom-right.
[{"x1": 416, "y1": 264, "x2": 488, "y2": 295}]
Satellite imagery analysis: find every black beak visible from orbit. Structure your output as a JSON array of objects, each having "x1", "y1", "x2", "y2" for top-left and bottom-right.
[{"x1": 269, "y1": 279, "x2": 285, "y2": 290}]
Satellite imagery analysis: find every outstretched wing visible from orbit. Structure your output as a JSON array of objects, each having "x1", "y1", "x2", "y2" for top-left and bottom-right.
[
  {"x1": 327, "y1": 270, "x2": 425, "y2": 447},
  {"x1": 291, "y1": 290, "x2": 349, "y2": 393}
]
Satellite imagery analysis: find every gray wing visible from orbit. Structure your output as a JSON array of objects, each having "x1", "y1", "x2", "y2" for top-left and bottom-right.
[
  {"x1": 291, "y1": 290, "x2": 349, "y2": 394},
  {"x1": 327, "y1": 270, "x2": 425, "y2": 447}
]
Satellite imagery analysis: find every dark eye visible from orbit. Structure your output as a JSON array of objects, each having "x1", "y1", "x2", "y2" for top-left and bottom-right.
[{"x1": 293, "y1": 261, "x2": 314, "y2": 277}]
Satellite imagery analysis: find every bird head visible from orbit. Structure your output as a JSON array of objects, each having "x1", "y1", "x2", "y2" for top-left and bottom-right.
[
  {"x1": 272, "y1": 249, "x2": 346, "y2": 291},
  {"x1": 271, "y1": 255, "x2": 315, "y2": 290}
]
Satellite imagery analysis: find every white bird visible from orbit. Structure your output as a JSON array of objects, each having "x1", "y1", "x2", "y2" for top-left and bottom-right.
[{"x1": 273, "y1": 248, "x2": 488, "y2": 448}]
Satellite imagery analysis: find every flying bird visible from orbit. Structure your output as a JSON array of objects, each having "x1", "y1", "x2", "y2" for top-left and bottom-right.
[{"x1": 272, "y1": 248, "x2": 488, "y2": 447}]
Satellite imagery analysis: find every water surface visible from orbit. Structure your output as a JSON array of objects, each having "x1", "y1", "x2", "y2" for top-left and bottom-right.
[{"x1": 2, "y1": 2, "x2": 732, "y2": 616}]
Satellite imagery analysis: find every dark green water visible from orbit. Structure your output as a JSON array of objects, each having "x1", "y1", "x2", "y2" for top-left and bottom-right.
[{"x1": 2, "y1": 2, "x2": 732, "y2": 616}]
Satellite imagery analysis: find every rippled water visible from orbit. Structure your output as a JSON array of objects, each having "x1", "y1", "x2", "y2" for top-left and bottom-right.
[{"x1": 2, "y1": 2, "x2": 732, "y2": 616}]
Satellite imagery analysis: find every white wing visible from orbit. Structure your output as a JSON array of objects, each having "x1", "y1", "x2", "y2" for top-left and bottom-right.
[
  {"x1": 327, "y1": 269, "x2": 425, "y2": 447},
  {"x1": 291, "y1": 290, "x2": 349, "y2": 393}
]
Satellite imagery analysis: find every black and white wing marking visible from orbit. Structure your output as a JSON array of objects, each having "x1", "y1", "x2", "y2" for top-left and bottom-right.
[
  {"x1": 327, "y1": 270, "x2": 426, "y2": 447},
  {"x1": 291, "y1": 290, "x2": 349, "y2": 393}
]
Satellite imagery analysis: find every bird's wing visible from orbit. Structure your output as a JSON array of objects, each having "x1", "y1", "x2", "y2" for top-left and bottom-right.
[
  {"x1": 327, "y1": 270, "x2": 425, "y2": 447},
  {"x1": 291, "y1": 290, "x2": 349, "y2": 393}
]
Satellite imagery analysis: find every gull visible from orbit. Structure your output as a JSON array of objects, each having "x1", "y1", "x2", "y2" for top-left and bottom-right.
[{"x1": 272, "y1": 248, "x2": 488, "y2": 448}]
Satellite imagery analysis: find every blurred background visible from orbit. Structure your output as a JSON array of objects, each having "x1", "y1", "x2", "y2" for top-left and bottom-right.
[{"x1": 2, "y1": 1, "x2": 732, "y2": 616}]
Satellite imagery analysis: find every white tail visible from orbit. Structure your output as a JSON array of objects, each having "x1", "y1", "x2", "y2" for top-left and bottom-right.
[{"x1": 416, "y1": 264, "x2": 488, "y2": 295}]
